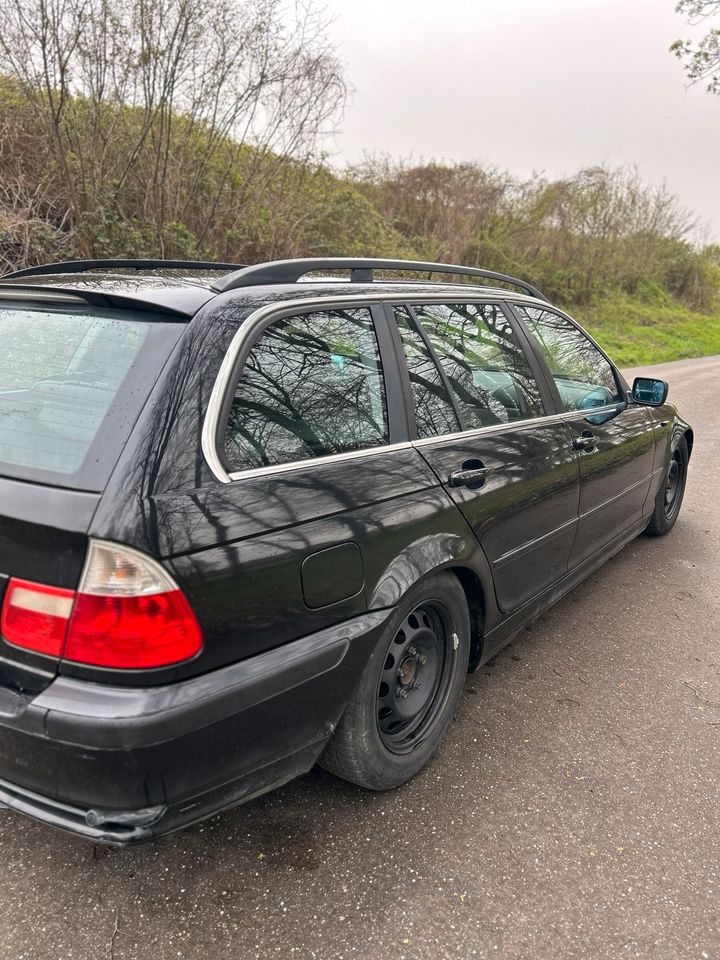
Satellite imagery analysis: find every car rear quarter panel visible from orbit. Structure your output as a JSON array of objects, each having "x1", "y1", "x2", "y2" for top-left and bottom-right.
[{"x1": 162, "y1": 450, "x2": 493, "y2": 670}]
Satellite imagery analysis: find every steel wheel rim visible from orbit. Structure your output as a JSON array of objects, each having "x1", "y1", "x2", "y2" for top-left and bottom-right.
[
  {"x1": 664, "y1": 453, "x2": 683, "y2": 519},
  {"x1": 376, "y1": 602, "x2": 456, "y2": 755}
]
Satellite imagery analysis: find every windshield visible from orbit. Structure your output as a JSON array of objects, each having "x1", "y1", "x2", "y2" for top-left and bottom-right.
[{"x1": 0, "y1": 300, "x2": 185, "y2": 490}]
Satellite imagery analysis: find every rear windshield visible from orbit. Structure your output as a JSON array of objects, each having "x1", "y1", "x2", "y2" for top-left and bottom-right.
[{"x1": 0, "y1": 300, "x2": 185, "y2": 490}]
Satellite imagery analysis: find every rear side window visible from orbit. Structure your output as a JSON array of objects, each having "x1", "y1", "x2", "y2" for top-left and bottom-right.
[
  {"x1": 223, "y1": 307, "x2": 388, "y2": 473},
  {"x1": 413, "y1": 303, "x2": 545, "y2": 428},
  {"x1": 0, "y1": 301, "x2": 184, "y2": 489},
  {"x1": 515, "y1": 306, "x2": 622, "y2": 412}
]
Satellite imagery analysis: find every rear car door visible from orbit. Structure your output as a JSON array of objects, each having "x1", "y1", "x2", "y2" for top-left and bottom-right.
[
  {"x1": 387, "y1": 301, "x2": 581, "y2": 613},
  {"x1": 512, "y1": 304, "x2": 656, "y2": 567}
]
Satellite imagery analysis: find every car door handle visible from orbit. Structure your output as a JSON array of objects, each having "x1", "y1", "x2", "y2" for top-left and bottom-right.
[
  {"x1": 572, "y1": 432, "x2": 596, "y2": 451},
  {"x1": 449, "y1": 465, "x2": 494, "y2": 487}
]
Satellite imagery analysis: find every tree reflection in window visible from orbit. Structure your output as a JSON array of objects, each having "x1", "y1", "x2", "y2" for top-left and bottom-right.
[
  {"x1": 393, "y1": 306, "x2": 460, "y2": 438},
  {"x1": 413, "y1": 303, "x2": 544, "y2": 428},
  {"x1": 516, "y1": 306, "x2": 621, "y2": 412},
  {"x1": 224, "y1": 308, "x2": 388, "y2": 471}
]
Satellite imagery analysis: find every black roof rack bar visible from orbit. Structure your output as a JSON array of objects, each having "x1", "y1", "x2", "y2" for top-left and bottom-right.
[
  {"x1": 210, "y1": 257, "x2": 548, "y2": 301},
  {"x1": 2, "y1": 259, "x2": 246, "y2": 280}
]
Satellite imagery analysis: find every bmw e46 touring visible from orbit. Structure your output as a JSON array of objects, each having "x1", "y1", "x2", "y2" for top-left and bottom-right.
[{"x1": 0, "y1": 257, "x2": 691, "y2": 842}]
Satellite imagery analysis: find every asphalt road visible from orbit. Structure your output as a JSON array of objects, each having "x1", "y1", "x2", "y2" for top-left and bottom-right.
[{"x1": 1, "y1": 356, "x2": 718, "y2": 960}]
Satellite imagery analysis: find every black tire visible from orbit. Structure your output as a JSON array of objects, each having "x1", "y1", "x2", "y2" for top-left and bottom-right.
[
  {"x1": 644, "y1": 436, "x2": 688, "y2": 537},
  {"x1": 319, "y1": 572, "x2": 471, "y2": 790}
]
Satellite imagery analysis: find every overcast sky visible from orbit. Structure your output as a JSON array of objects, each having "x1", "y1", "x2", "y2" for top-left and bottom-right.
[{"x1": 321, "y1": 0, "x2": 719, "y2": 242}]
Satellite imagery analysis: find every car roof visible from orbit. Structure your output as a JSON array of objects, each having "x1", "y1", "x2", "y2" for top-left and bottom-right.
[{"x1": 0, "y1": 259, "x2": 547, "y2": 319}]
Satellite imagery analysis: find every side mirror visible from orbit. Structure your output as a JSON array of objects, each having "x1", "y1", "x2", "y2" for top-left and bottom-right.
[{"x1": 632, "y1": 377, "x2": 668, "y2": 406}]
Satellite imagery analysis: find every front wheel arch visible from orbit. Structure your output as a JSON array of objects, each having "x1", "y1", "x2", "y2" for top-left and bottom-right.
[
  {"x1": 645, "y1": 435, "x2": 689, "y2": 537},
  {"x1": 683, "y1": 427, "x2": 694, "y2": 459}
]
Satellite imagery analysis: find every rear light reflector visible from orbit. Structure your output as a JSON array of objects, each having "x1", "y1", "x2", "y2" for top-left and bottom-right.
[
  {"x1": 1, "y1": 580, "x2": 74, "y2": 657},
  {"x1": 1, "y1": 541, "x2": 203, "y2": 669}
]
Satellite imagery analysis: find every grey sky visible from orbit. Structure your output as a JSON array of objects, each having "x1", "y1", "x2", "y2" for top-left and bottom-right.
[{"x1": 321, "y1": 0, "x2": 719, "y2": 243}]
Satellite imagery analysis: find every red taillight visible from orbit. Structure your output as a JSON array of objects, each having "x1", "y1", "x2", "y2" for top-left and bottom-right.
[
  {"x1": 0, "y1": 541, "x2": 203, "y2": 669},
  {"x1": 64, "y1": 590, "x2": 202, "y2": 669},
  {"x1": 1, "y1": 579, "x2": 74, "y2": 657}
]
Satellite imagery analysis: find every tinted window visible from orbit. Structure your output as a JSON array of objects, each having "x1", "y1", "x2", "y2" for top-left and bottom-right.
[
  {"x1": 224, "y1": 308, "x2": 388, "y2": 472},
  {"x1": 392, "y1": 306, "x2": 460, "y2": 439},
  {"x1": 0, "y1": 301, "x2": 182, "y2": 488},
  {"x1": 413, "y1": 303, "x2": 544, "y2": 428},
  {"x1": 515, "y1": 306, "x2": 622, "y2": 413}
]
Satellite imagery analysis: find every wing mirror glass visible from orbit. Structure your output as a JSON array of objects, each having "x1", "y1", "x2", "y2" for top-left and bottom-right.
[{"x1": 632, "y1": 377, "x2": 668, "y2": 406}]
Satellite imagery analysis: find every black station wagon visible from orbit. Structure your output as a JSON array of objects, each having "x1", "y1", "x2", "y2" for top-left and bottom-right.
[{"x1": 0, "y1": 257, "x2": 692, "y2": 843}]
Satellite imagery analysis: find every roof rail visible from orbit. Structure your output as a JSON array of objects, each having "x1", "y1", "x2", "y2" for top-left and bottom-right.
[
  {"x1": 210, "y1": 257, "x2": 548, "y2": 301},
  {"x1": 2, "y1": 259, "x2": 246, "y2": 280}
]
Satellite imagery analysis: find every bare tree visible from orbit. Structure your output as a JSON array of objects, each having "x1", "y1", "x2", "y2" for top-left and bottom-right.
[
  {"x1": 349, "y1": 157, "x2": 509, "y2": 264},
  {"x1": 0, "y1": 0, "x2": 347, "y2": 256}
]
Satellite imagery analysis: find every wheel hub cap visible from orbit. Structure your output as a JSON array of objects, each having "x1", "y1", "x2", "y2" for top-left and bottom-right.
[{"x1": 397, "y1": 656, "x2": 417, "y2": 687}]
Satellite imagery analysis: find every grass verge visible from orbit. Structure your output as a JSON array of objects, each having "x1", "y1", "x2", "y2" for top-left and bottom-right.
[{"x1": 568, "y1": 293, "x2": 720, "y2": 367}]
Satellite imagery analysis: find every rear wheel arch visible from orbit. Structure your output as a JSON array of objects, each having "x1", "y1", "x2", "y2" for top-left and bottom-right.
[
  {"x1": 367, "y1": 535, "x2": 491, "y2": 674},
  {"x1": 448, "y1": 566, "x2": 486, "y2": 673},
  {"x1": 368, "y1": 533, "x2": 494, "y2": 608}
]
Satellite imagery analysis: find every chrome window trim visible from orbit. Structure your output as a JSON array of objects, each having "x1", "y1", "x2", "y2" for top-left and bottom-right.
[
  {"x1": 225, "y1": 441, "x2": 414, "y2": 482},
  {"x1": 560, "y1": 403, "x2": 627, "y2": 423},
  {"x1": 201, "y1": 292, "x2": 556, "y2": 484},
  {"x1": 411, "y1": 405, "x2": 627, "y2": 449},
  {"x1": 410, "y1": 412, "x2": 566, "y2": 447}
]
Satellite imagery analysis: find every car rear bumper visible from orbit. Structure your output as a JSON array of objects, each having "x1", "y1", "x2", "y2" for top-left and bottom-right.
[{"x1": 0, "y1": 610, "x2": 387, "y2": 843}]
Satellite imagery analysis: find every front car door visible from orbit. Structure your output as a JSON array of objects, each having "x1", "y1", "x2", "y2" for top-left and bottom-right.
[
  {"x1": 512, "y1": 304, "x2": 656, "y2": 568},
  {"x1": 387, "y1": 300, "x2": 581, "y2": 613}
]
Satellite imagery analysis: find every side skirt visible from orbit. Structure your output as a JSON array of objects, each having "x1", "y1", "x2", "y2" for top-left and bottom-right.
[{"x1": 478, "y1": 514, "x2": 649, "y2": 665}]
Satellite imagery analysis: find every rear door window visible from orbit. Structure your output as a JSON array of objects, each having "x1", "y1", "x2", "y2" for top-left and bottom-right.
[
  {"x1": 391, "y1": 306, "x2": 461, "y2": 439},
  {"x1": 0, "y1": 300, "x2": 184, "y2": 489},
  {"x1": 223, "y1": 307, "x2": 389, "y2": 473},
  {"x1": 412, "y1": 303, "x2": 545, "y2": 428}
]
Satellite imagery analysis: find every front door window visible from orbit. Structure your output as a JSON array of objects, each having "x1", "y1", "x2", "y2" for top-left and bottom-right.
[{"x1": 514, "y1": 305, "x2": 622, "y2": 413}]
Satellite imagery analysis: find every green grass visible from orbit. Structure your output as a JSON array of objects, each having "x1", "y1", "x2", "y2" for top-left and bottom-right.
[{"x1": 569, "y1": 292, "x2": 720, "y2": 367}]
